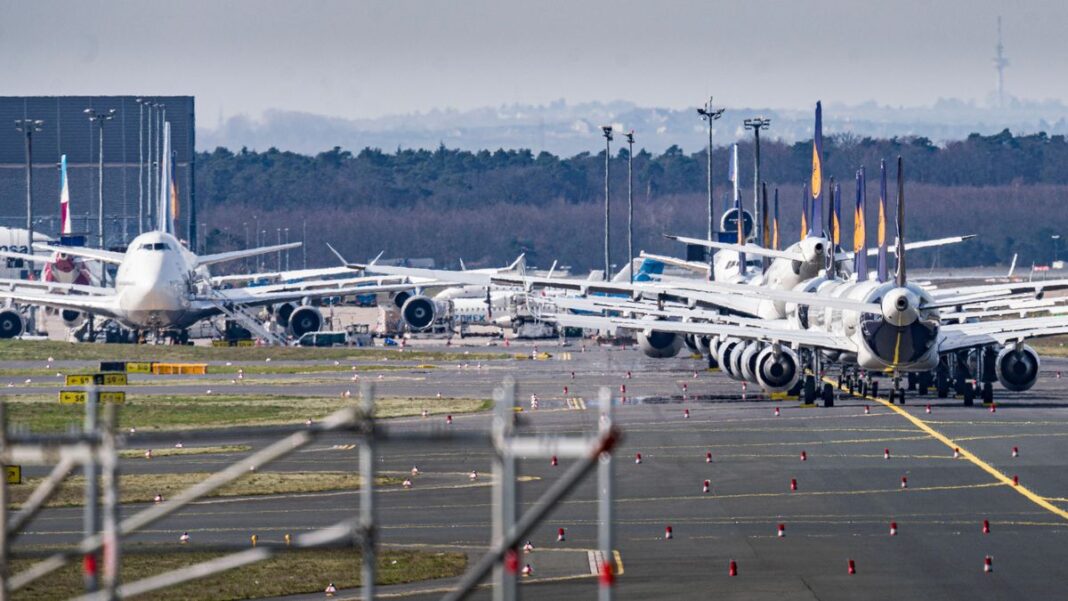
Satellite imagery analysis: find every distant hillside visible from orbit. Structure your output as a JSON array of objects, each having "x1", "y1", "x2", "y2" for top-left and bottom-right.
[{"x1": 195, "y1": 130, "x2": 1068, "y2": 272}]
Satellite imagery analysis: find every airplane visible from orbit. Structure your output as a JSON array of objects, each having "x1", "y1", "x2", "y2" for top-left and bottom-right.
[
  {"x1": 0, "y1": 123, "x2": 416, "y2": 343},
  {"x1": 0, "y1": 155, "x2": 99, "y2": 287}
]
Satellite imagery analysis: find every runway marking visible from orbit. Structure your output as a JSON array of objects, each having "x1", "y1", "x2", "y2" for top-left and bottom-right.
[{"x1": 825, "y1": 376, "x2": 1068, "y2": 522}]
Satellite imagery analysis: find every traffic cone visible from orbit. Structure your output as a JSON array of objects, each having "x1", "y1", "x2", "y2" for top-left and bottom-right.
[
  {"x1": 990, "y1": 403, "x2": 997, "y2": 413},
  {"x1": 864, "y1": 405, "x2": 870, "y2": 415},
  {"x1": 402, "y1": 478, "x2": 413, "y2": 489},
  {"x1": 693, "y1": 371, "x2": 698, "y2": 379},
  {"x1": 777, "y1": 523, "x2": 785, "y2": 538},
  {"x1": 705, "y1": 451, "x2": 712, "y2": 463},
  {"x1": 1012, "y1": 446, "x2": 1019, "y2": 458},
  {"x1": 1013, "y1": 474, "x2": 1019, "y2": 486},
  {"x1": 411, "y1": 466, "x2": 420, "y2": 476},
  {"x1": 446, "y1": 415, "x2": 453, "y2": 425},
  {"x1": 925, "y1": 404, "x2": 932, "y2": 414},
  {"x1": 890, "y1": 521, "x2": 898, "y2": 536},
  {"x1": 557, "y1": 527, "x2": 566, "y2": 542},
  {"x1": 774, "y1": 407, "x2": 780, "y2": 417},
  {"x1": 635, "y1": 452, "x2": 642, "y2": 464},
  {"x1": 682, "y1": 383, "x2": 688, "y2": 393},
  {"x1": 563, "y1": 386, "x2": 569, "y2": 395},
  {"x1": 626, "y1": 371, "x2": 632, "y2": 379},
  {"x1": 728, "y1": 560, "x2": 738, "y2": 577},
  {"x1": 848, "y1": 559, "x2": 856, "y2": 575},
  {"x1": 984, "y1": 555, "x2": 993, "y2": 573},
  {"x1": 664, "y1": 525, "x2": 673, "y2": 540},
  {"x1": 703, "y1": 480, "x2": 710, "y2": 493},
  {"x1": 953, "y1": 447, "x2": 960, "y2": 458},
  {"x1": 620, "y1": 384, "x2": 626, "y2": 394},
  {"x1": 570, "y1": 371, "x2": 575, "y2": 379},
  {"x1": 145, "y1": 449, "x2": 153, "y2": 459},
  {"x1": 790, "y1": 478, "x2": 798, "y2": 491},
  {"x1": 800, "y1": 450, "x2": 807, "y2": 461},
  {"x1": 983, "y1": 519, "x2": 990, "y2": 534},
  {"x1": 683, "y1": 409, "x2": 690, "y2": 419},
  {"x1": 421, "y1": 409, "x2": 428, "y2": 418},
  {"x1": 523, "y1": 540, "x2": 534, "y2": 553},
  {"x1": 469, "y1": 470, "x2": 478, "y2": 481},
  {"x1": 901, "y1": 476, "x2": 908, "y2": 488},
  {"x1": 599, "y1": 561, "x2": 615, "y2": 586},
  {"x1": 521, "y1": 564, "x2": 533, "y2": 577},
  {"x1": 885, "y1": 448, "x2": 891, "y2": 460},
  {"x1": 551, "y1": 455, "x2": 558, "y2": 467}
]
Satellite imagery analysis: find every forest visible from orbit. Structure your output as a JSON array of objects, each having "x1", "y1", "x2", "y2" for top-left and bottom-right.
[{"x1": 194, "y1": 130, "x2": 1068, "y2": 271}]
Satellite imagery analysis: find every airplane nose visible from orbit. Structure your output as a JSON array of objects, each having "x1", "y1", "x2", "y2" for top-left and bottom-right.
[{"x1": 124, "y1": 284, "x2": 181, "y2": 312}]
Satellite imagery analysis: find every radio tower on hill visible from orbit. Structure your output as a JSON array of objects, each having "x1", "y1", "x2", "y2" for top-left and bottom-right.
[{"x1": 993, "y1": 16, "x2": 1009, "y2": 109}]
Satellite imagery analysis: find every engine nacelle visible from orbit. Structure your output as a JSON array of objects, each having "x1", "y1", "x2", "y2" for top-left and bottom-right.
[
  {"x1": 682, "y1": 334, "x2": 701, "y2": 356},
  {"x1": 739, "y1": 342, "x2": 764, "y2": 383},
  {"x1": 392, "y1": 290, "x2": 412, "y2": 310},
  {"x1": 288, "y1": 306, "x2": 323, "y2": 338},
  {"x1": 716, "y1": 338, "x2": 742, "y2": 377},
  {"x1": 61, "y1": 309, "x2": 85, "y2": 329},
  {"x1": 0, "y1": 309, "x2": 24, "y2": 339},
  {"x1": 755, "y1": 346, "x2": 801, "y2": 392},
  {"x1": 401, "y1": 295, "x2": 443, "y2": 331},
  {"x1": 728, "y1": 341, "x2": 752, "y2": 381},
  {"x1": 995, "y1": 344, "x2": 1040, "y2": 392},
  {"x1": 637, "y1": 328, "x2": 683, "y2": 359},
  {"x1": 274, "y1": 302, "x2": 297, "y2": 328}
]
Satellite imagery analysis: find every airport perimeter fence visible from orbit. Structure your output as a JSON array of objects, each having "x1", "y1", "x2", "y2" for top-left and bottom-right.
[{"x1": 0, "y1": 378, "x2": 621, "y2": 601}]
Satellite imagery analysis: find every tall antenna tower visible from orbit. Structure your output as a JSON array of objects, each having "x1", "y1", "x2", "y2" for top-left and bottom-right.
[{"x1": 994, "y1": 16, "x2": 1009, "y2": 109}]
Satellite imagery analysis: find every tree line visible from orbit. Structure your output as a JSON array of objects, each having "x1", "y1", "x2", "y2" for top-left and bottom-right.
[{"x1": 195, "y1": 130, "x2": 1068, "y2": 271}]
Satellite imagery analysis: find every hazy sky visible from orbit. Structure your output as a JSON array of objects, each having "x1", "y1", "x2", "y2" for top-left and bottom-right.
[{"x1": 3, "y1": 0, "x2": 1066, "y2": 123}]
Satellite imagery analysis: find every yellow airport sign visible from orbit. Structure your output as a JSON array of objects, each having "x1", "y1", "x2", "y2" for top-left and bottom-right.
[
  {"x1": 59, "y1": 390, "x2": 126, "y2": 405},
  {"x1": 65, "y1": 373, "x2": 128, "y2": 387},
  {"x1": 6, "y1": 465, "x2": 21, "y2": 485},
  {"x1": 126, "y1": 362, "x2": 153, "y2": 374}
]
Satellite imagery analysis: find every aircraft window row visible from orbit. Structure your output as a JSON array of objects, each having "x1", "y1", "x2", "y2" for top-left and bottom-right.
[{"x1": 140, "y1": 242, "x2": 171, "y2": 251}]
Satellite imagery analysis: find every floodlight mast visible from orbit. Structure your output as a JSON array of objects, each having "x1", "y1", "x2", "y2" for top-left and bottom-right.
[
  {"x1": 697, "y1": 98, "x2": 725, "y2": 279},
  {"x1": 744, "y1": 117, "x2": 771, "y2": 248},
  {"x1": 601, "y1": 125, "x2": 614, "y2": 281}
]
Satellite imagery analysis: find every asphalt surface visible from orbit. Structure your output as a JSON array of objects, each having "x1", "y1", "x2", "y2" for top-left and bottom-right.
[{"x1": 7, "y1": 343, "x2": 1068, "y2": 600}]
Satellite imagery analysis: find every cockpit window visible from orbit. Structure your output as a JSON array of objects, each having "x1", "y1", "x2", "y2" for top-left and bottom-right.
[{"x1": 140, "y1": 242, "x2": 170, "y2": 251}]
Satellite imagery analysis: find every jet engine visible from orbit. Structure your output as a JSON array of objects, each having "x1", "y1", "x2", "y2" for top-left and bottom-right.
[
  {"x1": 274, "y1": 302, "x2": 297, "y2": 328},
  {"x1": 392, "y1": 290, "x2": 412, "y2": 310},
  {"x1": 683, "y1": 334, "x2": 701, "y2": 356},
  {"x1": 728, "y1": 341, "x2": 752, "y2": 381},
  {"x1": 994, "y1": 344, "x2": 1040, "y2": 392},
  {"x1": 637, "y1": 323, "x2": 683, "y2": 359},
  {"x1": 716, "y1": 338, "x2": 742, "y2": 377},
  {"x1": 739, "y1": 342, "x2": 764, "y2": 383},
  {"x1": 288, "y1": 306, "x2": 324, "y2": 338},
  {"x1": 401, "y1": 295, "x2": 444, "y2": 331},
  {"x1": 61, "y1": 309, "x2": 85, "y2": 329},
  {"x1": 755, "y1": 346, "x2": 801, "y2": 392},
  {"x1": 0, "y1": 309, "x2": 24, "y2": 339}
]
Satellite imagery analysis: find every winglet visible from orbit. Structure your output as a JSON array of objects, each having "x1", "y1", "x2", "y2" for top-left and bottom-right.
[{"x1": 325, "y1": 243, "x2": 351, "y2": 266}]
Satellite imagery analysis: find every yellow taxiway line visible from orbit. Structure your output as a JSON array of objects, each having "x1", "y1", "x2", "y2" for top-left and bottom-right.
[{"x1": 824, "y1": 377, "x2": 1068, "y2": 522}]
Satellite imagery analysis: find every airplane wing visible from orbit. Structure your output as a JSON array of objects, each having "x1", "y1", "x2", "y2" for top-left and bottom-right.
[
  {"x1": 0, "y1": 289, "x2": 120, "y2": 319},
  {"x1": 210, "y1": 265, "x2": 354, "y2": 285},
  {"x1": 202, "y1": 282, "x2": 420, "y2": 309},
  {"x1": 0, "y1": 249, "x2": 49, "y2": 265},
  {"x1": 939, "y1": 315, "x2": 1068, "y2": 352},
  {"x1": 927, "y1": 278, "x2": 1068, "y2": 300},
  {"x1": 196, "y1": 242, "x2": 302, "y2": 268},
  {"x1": 548, "y1": 312, "x2": 856, "y2": 352},
  {"x1": 666, "y1": 235, "x2": 803, "y2": 261},
  {"x1": 859, "y1": 235, "x2": 977, "y2": 258},
  {"x1": 639, "y1": 252, "x2": 710, "y2": 275},
  {"x1": 0, "y1": 277, "x2": 111, "y2": 296},
  {"x1": 32, "y1": 244, "x2": 124, "y2": 264}
]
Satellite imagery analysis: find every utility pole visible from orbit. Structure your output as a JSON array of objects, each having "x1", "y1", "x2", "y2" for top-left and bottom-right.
[
  {"x1": 86, "y1": 109, "x2": 116, "y2": 286},
  {"x1": 135, "y1": 99, "x2": 144, "y2": 234},
  {"x1": 994, "y1": 16, "x2": 1009, "y2": 109},
  {"x1": 623, "y1": 131, "x2": 635, "y2": 284},
  {"x1": 14, "y1": 119, "x2": 44, "y2": 264},
  {"x1": 284, "y1": 227, "x2": 290, "y2": 271},
  {"x1": 697, "y1": 97, "x2": 725, "y2": 280},
  {"x1": 743, "y1": 117, "x2": 771, "y2": 248},
  {"x1": 601, "y1": 126, "x2": 613, "y2": 281}
]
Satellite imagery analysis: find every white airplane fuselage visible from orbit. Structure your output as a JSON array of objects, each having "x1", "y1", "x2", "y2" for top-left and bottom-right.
[{"x1": 112, "y1": 231, "x2": 199, "y2": 329}]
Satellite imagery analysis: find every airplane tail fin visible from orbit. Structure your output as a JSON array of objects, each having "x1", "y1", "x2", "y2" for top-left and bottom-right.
[
  {"x1": 877, "y1": 159, "x2": 889, "y2": 282},
  {"x1": 157, "y1": 122, "x2": 176, "y2": 236},
  {"x1": 1007, "y1": 253, "x2": 1018, "y2": 278},
  {"x1": 895, "y1": 156, "x2": 907, "y2": 287},
  {"x1": 610, "y1": 257, "x2": 663, "y2": 283},
  {"x1": 59, "y1": 154, "x2": 72, "y2": 235},
  {"x1": 854, "y1": 168, "x2": 868, "y2": 281}
]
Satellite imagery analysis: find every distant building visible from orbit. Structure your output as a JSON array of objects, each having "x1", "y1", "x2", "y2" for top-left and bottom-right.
[{"x1": 0, "y1": 96, "x2": 195, "y2": 248}]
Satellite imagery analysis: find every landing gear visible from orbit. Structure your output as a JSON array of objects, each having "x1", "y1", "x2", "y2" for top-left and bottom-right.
[
  {"x1": 906, "y1": 372, "x2": 917, "y2": 391},
  {"x1": 803, "y1": 374, "x2": 817, "y2": 405},
  {"x1": 821, "y1": 382, "x2": 834, "y2": 407},
  {"x1": 870, "y1": 380, "x2": 879, "y2": 400},
  {"x1": 936, "y1": 358, "x2": 950, "y2": 398},
  {"x1": 981, "y1": 382, "x2": 994, "y2": 405},
  {"x1": 963, "y1": 382, "x2": 975, "y2": 406},
  {"x1": 917, "y1": 372, "x2": 931, "y2": 396}
]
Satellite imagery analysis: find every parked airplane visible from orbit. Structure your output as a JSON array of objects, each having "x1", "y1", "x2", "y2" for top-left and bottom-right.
[{"x1": 0, "y1": 123, "x2": 414, "y2": 342}]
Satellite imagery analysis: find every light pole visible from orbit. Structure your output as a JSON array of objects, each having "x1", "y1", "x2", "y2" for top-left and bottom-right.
[
  {"x1": 623, "y1": 131, "x2": 635, "y2": 283},
  {"x1": 276, "y1": 227, "x2": 282, "y2": 271},
  {"x1": 14, "y1": 118, "x2": 44, "y2": 261},
  {"x1": 86, "y1": 109, "x2": 116, "y2": 285},
  {"x1": 743, "y1": 117, "x2": 771, "y2": 248},
  {"x1": 601, "y1": 126, "x2": 613, "y2": 281},
  {"x1": 135, "y1": 98, "x2": 145, "y2": 234},
  {"x1": 284, "y1": 227, "x2": 290, "y2": 270},
  {"x1": 697, "y1": 98, "x2": 725, "y2": 280}
]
